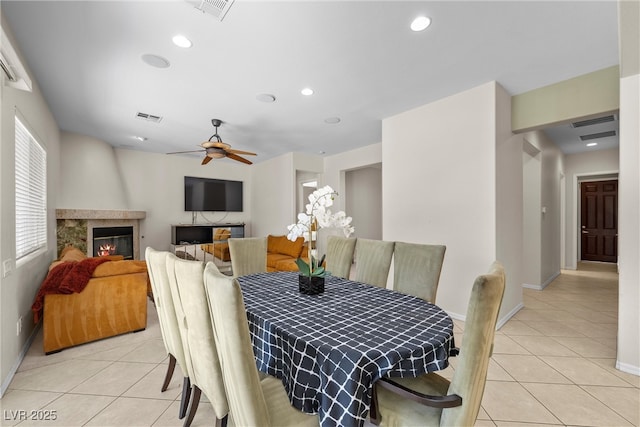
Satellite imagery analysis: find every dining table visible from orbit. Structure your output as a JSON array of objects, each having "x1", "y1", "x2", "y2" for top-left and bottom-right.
[{"x1": 237, "y1": 271, "x2": 456, "y2": 427}]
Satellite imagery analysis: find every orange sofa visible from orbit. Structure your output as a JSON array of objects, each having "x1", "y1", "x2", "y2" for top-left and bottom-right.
[
  {"x1": 37, "y1": 246, "x2": 149, "y2": 354},
  {"x1": 266, "y1": 234, "x2": 309, "y2": 272}
]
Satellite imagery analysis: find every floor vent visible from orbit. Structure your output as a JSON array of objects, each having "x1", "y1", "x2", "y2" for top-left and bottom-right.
[
  {"x1": 186, "y1": 0, "x2": 235, "y2": 21},
  {"x1": 136, "y1": 112, "x2": 163, "y2": 123},
  {"x1": 571, "y1": 115, "x2": 616, "y2": 128},
  {"x1": 579, "y1": 130, "x2": 617, "y2": 141}
]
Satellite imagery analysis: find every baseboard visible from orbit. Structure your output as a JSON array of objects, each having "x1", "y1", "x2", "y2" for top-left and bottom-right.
[
  {"x1": 0, "y1": 324, "x2": 41, "y2": 398},
  {"x1": 496, "y1": 302, "x2": 524, "y2": 330},
  {"x1": 522, "y1": 270, "x2": 561, "y2": 291},
  {"x1": 616, "y1": 360, "x2": 640, "y2": 377}
]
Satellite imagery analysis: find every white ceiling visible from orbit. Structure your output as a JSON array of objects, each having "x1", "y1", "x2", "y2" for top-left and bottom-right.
[{"x1": 2, "y1": 1, "x2": 620, "y2": 164}]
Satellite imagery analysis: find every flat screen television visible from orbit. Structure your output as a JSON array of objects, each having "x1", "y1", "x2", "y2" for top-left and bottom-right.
[{"x1": 184, "y1": 176, "x2": 243, "y2": 212}]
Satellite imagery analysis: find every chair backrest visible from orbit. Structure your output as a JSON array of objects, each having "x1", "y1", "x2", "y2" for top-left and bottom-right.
[
  {"x1": 441, "y1": 261, "x2": 505, "y2": 426},
  {"x1": 203, "y1": 262, "x2": 271, "y2": 426},
  {"x1": 145, "y1": 247, "x2": 188, "y2": 378},
  {"x1": 393, "y1": 242, "x2": 446, "y2": 303},
  {"x1": 325, "y1": 236, "x2": 356, "y2": 279},
  {"x1": 165, "y1": 253, "x2": 196, "y2": 382},
  {"x1": 354, "y1": 238, "x2": 395, "y2": 288},
  {"x1": 172, "y1": 257, "x2": 229, "y2": 419},
  {"x1": 228, "y1": 237, "x2": 267, "y2": 277}
]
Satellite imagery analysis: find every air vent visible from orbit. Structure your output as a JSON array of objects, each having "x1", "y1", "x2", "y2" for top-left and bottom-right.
[
  {"x1": 186, "y1": 0, "x2": 235, "y2": 21},
  {"x1": 571, "y1": 115, "x2": 616, "y2": 128},
  {"x1": 136, "y1": 112, "x2": 163, "y2": 123},
  {"x1": 579, "y1": 130, "x2": 617, "y2": 141}
]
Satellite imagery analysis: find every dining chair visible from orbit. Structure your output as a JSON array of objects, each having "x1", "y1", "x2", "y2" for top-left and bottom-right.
[
  {"x1": 392, "y1": 242, "x2": 446, "y2": 303},
  {"x1": 325, "y1": 235, "x2": 356, "y2": 279},
  {"x1": 354, "y1": 238, "x2": 395, "y2": 288},
  {"x1": 145, "y1": 247, "x2": 192, "y2": 421},
  {"x1": 370, "y1": 261, "x2": 506, "y2": 427},
  {"x1": 203, "y1": 262, "x2": 319, "y2": 427},
  {"x1": 228, "y1": 237, "x2": 267, "y2": 277},
  {"x1": 171, "y1": 257, "x2": 229, "y2": 427}
]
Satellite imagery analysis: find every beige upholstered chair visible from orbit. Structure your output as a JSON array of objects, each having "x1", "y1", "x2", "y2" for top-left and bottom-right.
[
  {"x1": 392, "y1": 242, "x2": 446, "y2": 303},
  {"x1": 325, "y1": 236, "x2": 356, "y2": 279},
  {"x1": 203, "y1": 263, "x2": 318, "y2": 427},
  {"x1": 228, "y1": 237, "x2": 267, "y2": 277},
  {"x1": 145, "y1": 247, "x2": 192, "y2": 420},
  {"x1": 171, "y1": 257, "x2": 229, "y2": 427},
  {"x1": 354, "y1": 238, "x2": 395, "y2": 287},
  {"x1": 371, "y1": 261, "x2": 506, "y2": 427}
]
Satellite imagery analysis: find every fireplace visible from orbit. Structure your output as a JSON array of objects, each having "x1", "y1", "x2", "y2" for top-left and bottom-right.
[
  {"x1": 93, "y1": 226, "x2": 134, "y2": 259},
  {"x1": 56, "y1": 209, "x2": 146, "y2": 259}
]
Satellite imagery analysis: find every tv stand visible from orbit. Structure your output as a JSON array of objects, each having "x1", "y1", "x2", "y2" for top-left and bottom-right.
[{"x1": 170, "y1": 223, "x2": 245, "y2": 245}]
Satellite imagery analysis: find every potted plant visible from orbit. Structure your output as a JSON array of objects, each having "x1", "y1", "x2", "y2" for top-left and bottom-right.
[{"x1": 287, "y1": 185, "x2": 354, "y2": 294}]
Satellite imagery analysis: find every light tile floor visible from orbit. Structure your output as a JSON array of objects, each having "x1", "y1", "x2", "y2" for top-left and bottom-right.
[{"x1": 1, "y1": 262, "x2": 638, "y2": 426}]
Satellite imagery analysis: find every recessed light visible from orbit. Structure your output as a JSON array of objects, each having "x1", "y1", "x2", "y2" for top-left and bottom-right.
[
  {"x1": 324, "y1": 117, "x2": 341, "y2": 124},
  {"x1": 172, "y1": 35, "x2": 192, "y2": 48},
  {"x1": 301, "y1": 88, "x2": 314, "y2": 96},
  {"x1": 586, "y1": 142, "x2": 598, "y2": 147},
  {"x1": 141, "y1": 54, "x2": 170, "y2": 68},
  {"x1": 411, "y1": 16, "x2": 432, "y2": 32},
  {"x1": 133, "y1": 136, "x2": 147, "y2": 142},
  {"x1": 256, "y1": 93, "x2": 276, "y2": 103}
]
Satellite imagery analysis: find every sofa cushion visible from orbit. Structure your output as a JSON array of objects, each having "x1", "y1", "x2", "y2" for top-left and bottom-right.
[
  {"x1": 267, "y1": 235, "x2": 305, "y2": 258},
  {"x1": 273, "y1": 258, "x2": 301, "y2": 272},
  {"x1": 93, "y1": 260, "x2": 148, "y2": 278},
  {"x1": 267, "y1": 253, "x2": 292, "y2": 269}
]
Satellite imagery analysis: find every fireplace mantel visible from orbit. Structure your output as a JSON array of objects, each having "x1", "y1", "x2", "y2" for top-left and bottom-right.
[
  {"x1": 56, "y1": 209, "x2": 146, "y2": 259},
  {"x1": 56, "y1": 209, "x2": 146, "y2": 220}
]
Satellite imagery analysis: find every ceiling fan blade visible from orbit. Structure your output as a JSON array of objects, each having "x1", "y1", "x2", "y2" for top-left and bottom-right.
[
  {"x1": 201, "y1": 155, "x2": 213, "y2": 165},
  {"x1": 226, "y1": 152, "x2": 253, "y2": 165},
  {"x1": 201, "y1": 141, "x2": 217, "y2": 149},
  {"x1": 226, "y1": 148, "x2": 257, "y2": 156},
  {"x1": 167, "y1": 149, "x2": 205, "y2": 154}
]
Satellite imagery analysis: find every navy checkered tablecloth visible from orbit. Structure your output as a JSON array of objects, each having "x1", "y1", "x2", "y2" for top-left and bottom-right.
[{"x1": 238, "y1": 271, "x2": 455, "y2": 427}]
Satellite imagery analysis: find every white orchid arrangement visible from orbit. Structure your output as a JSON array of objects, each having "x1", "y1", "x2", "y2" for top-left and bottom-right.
[{"x1": 287, "y1": 185, "x2": 354, "y2": 277}]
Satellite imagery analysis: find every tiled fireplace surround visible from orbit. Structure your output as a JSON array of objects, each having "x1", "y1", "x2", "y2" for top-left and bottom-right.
[{"x1": 56, "y1": 209, "x2": 146, "y2": 260}]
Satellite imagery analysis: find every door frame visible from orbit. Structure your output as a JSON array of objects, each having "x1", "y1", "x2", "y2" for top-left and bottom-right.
[{"x1": 570, "y1": 170, "x2": 619, "y2": 268}]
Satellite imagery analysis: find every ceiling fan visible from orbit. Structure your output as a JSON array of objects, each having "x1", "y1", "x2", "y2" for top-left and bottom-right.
[{"x1": 167, "y1": 119, "x2": 257, "y2": 165}]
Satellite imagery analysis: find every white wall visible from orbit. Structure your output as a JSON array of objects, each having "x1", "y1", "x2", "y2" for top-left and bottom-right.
[
  {"x1": 345, "y1": 165, "x2": 382, "y2": 240},
  {"x1": 58, "y1": 132, "x2": 129, "y2": 209},
  {"x1": 0, "y1": 17, "x2": 61, "y2": 395},
  {"x1": 563, "y1": 148, "x2": 619, "y2": 269},
  {"x1": 382, "y1": 81, "x2": 522, "y2": 322},
  {"x1": 523, "y1": 142, "x2": 542, "y2": 286},
  {"x1": 617, "y1": 72, "x2": 639, "y2": 375},
  {"x1": 251, "y1": 154, "x2": 294, "y2": 238},
  {"x1": 323, "y1": 143, "x2": 382, "y2": 214},
  {"x1": 521, "y1": 131, "x2": 564, "y2": 288}
]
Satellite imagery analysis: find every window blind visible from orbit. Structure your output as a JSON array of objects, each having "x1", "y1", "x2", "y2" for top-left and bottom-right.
[{"x1": 15, "y1": 116, "x2": 47, "y2": 260}]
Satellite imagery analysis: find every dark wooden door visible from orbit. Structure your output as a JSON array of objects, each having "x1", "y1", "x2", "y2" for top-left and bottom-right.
[{"x1": 581, "y1": 180, "x2": 618, "y2": 262}]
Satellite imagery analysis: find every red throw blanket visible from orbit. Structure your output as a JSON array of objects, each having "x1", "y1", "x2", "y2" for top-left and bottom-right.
[{"x1": 32, "y1": 257, "x2": 110, "y2": 323}]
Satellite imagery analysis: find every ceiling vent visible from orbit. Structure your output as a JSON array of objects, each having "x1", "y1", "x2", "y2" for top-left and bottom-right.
[
  {"x1": 571, "y1": 115, "x2": 616, "y2": 128},
  {"x1": 579, "y1": 130, "x2": 617, "y2": 141},
  {"x1": 186, "y1": 0, "x2": 235, "y2": 21},
  {"x1": 136, "y1": 112, "x2": 163, "y2": 123}
]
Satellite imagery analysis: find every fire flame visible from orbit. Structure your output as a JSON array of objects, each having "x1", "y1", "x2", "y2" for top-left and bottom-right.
[{"x1": 98, "y1": 243, "x2": 116, "y2": 257}]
